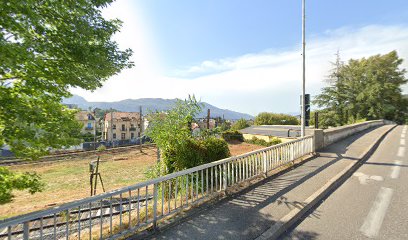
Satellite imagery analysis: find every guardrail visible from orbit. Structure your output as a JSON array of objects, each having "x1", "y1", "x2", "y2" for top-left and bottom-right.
[{"x1": 0, "y1": 136, "x2": 314, "y2": 240}]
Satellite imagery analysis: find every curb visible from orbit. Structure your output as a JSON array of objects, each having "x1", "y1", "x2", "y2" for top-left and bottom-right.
[{"x1": 255, "y1": 124, "x2": 397, "y2": 240}]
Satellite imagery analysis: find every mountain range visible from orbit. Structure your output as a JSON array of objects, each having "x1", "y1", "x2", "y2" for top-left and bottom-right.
[{"x1": 63, "y1": 95, "x2": 253, "y2": 120}]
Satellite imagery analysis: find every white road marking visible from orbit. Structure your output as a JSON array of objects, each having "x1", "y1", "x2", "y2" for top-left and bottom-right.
[
  {"x1": 401, "y1": 133, "x2": 406, "y2": 138},
  {"x1": 397, "y1": 146, "x2": 405, "y2": 157},
  {"x1": 390, "y1": 160, "x2": 402, "y2": 179},
  {"x1": 353, "y1": 172, "x2": 384, "y2": 185},
  {"x1": 401, "y1": 139, "x2": 406, "y2": 145},
  {"x1": 360, "y1": 187, "x2": 394, "y2": 238}
]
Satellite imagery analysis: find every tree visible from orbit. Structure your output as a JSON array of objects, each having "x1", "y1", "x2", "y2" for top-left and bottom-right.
[
  {"x1": 145, "y1": 96, "x2": 230, "y2": 175},
  {"x1": 254, "y1": 112, "x2": 299, "y2": 125},
  {"x1": 314, "y1": 51, "x2": 408, "y2": 126},
  {"x1": 0, "y1": 0, "x2": 133, "y2": 201},
  {"x1": 0, "y1": 167, "x2": 44, "y2": 204},
  {"x1": 231, "y1": 118, "x2": 249, "y2": 130}
]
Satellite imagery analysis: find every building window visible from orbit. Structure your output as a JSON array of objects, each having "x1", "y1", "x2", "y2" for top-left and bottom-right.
[
  {"x1": 131, "y1": 133, "x2": 134, "y2": 139},
  {"x1": 113, "y1": 133, "x2": 116, "y2": 139},
  {"x1": 121, "y1": 133, "x2": 126, "y2": 140},
  {"x1": 122, "y1": 124, "x2": 126, "y2": 131},
  {"x1": 131, "y1": 124, "x2": 134, "y2": 128},
  {"x1": 113, "y1": 124, "x2": 116, "y2": 129},
  {"x1": 87, "y1": 122, "x2": 92, "y2": 128}
]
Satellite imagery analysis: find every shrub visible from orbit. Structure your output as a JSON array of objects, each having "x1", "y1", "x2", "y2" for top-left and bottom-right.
[
  {"x1": 245, "y1": 136, "x2": 282, "y2": 147},
  {"x1": 231, "y1": 118, "x2": 249, "y2": 130},
  {"x1": 96, "y1": 145, "x2": 106, "y2": 151},
  {"x1": 221, "y1": 130, "x2": 244, "y2": 142},
  {"x1": 160, "y1": 137, "x2": 230, "y2": 174},
  {"x1": 200, "y1": 137, "x2": 231, "y2": 164},
  {"x1": 254, "y1": 112, "x2": 299, "y2": 125}
]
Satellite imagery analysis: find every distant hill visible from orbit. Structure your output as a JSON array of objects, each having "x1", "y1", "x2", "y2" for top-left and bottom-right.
[{"x1": 63, "y1": 95, "x2": 253, "y2": 120}]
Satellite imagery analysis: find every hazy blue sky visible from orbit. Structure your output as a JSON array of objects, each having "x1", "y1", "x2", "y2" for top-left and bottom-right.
[{"x1": 73, "y1": 0, "x2": 408, "y2": 115}]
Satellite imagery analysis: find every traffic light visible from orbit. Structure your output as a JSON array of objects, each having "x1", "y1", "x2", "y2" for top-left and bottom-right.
[
  {"x1": 305, "y1": 94, "x2": 310, "y2": 126},
  {"x1": 300, "y1": 94, "x2": 311, "y2": 127}
]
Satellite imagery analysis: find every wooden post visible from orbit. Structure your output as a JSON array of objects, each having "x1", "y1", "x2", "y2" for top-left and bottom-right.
[{"x1": 93, "y1": 156, "x2": 100, "y2": 196}]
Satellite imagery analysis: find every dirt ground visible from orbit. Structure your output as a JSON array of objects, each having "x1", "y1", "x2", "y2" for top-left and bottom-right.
[{"x1": 1, "y1": 142, "x2": 264, "y2": 219}]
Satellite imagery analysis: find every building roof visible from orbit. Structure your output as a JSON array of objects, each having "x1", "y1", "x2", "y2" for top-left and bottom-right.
[
  {"x1": 75, "y1": 111, "x2": 95, "y2": 121},
  {"x1": 104, "y1": 112, "x2": 141, "y2": 122}
]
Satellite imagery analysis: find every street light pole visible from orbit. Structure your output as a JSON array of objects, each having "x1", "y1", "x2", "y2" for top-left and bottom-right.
[{"x1": 301, "y1": 0, "x2": 306, "y2": 137}]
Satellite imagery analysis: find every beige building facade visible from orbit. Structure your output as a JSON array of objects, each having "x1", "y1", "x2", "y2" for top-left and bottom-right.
[
  {"x1": 75, "y1": 111, "x2": 96, "y2": 135},
  {"x1": 103, "y1": 112, "x2": 142, "y2": 141}
]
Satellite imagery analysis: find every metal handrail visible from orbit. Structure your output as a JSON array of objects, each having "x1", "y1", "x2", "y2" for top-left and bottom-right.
[{"x1": 0, "y1": 135, "x2": 314, "y2": 239}]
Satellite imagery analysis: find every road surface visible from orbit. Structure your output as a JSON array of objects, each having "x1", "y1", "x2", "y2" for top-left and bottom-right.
[{"x1": 284, "y1": 125, "x2": 408, "y2": 240}]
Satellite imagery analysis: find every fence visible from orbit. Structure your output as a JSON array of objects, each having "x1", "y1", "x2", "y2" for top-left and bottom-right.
[{"x1": 0, "y1": 136, "x2": 314, "y2": 240}]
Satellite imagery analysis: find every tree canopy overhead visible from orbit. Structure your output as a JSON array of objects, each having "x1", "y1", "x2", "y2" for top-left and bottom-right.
[
  {"x1": 0, "y1": 0, "x2": 133, "y2": 158},
  {"x1": 314, "y1": 51, "x2": 408, "y2": 126}
]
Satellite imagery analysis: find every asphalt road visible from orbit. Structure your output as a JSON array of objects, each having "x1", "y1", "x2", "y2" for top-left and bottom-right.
[{"x1": 284, "y1": 125, "x2": 408, "y2": 240}]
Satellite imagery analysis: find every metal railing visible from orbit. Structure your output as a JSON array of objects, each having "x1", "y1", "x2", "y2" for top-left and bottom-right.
[{"x1": 0, "y1": 136, "x2": 314, "y2": 240}]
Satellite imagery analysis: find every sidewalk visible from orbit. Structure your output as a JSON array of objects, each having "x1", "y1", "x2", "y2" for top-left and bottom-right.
[{"x1": 131, "y1": 125, "x2": 394, "y2": 240}]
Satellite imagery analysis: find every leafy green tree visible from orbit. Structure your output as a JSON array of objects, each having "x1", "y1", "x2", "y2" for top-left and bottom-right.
[
  {"x1": 231, "y1": 118, "x2": 249, "y2": 130},
  {"x1": 254, "y1": 112, "x2": 299, "y2": 125},
  {"x1": 0, "y1": 0, "x2": 132, "y2": 201},
  {"x1": 314, "y1": 51, "x2": 408, "y2": 125},
  {"x1": 146, "y1": 96, "x2": 230, "y2": 175}
]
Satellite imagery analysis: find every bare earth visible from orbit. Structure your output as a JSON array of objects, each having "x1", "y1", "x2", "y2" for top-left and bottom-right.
[{"x1": 1, "y1": 142, "x2": 264, "y2": 219}]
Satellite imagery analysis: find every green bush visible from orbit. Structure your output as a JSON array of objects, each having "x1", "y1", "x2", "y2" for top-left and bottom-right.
[
  {"x1": 221, "y1": 130, "x2": 244, "y2": 142},
  {"x1": 254, "y1": 112, "x2": 299, "y2": 125},
  {"x1": 96, "y1": 145, "x2": 106, "y2": 151},
  {"x1": 231, "y1": 118, "x2": 249, "y2": 130},
  {"x1": 201, "y1": 137, "x2": 231, "y2": 164},
  {"x1": 162, "y1": 137, "x2": 231, "y2": 173},
  {"x1": 245, "y1": 136, "x2": 282, "y2": 147}
]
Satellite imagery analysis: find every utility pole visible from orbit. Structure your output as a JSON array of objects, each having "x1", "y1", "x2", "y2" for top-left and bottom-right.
[
  {"x1": 301, "y1": 0, "x2": 306, "y2": 137},
  {"x1": 139, "y1": 106, "x2": 142, "y2": 153},
  {"x1": 207, "y1": 109, "x2": 210, "y2": 129},
  {"x1": 110, "y1": 111, "x2": 114, "y2": 147},
  {"x1": 93, "y1": 109, "x2": 96, "y2": 150}
]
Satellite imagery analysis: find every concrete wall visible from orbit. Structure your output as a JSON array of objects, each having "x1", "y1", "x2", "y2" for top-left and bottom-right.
[{"x1": 307, "y1": 120, "x2": 386, "y2": 150}]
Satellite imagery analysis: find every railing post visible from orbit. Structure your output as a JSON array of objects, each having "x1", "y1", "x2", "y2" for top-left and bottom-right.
[
  {"x1": 23, "y1": 222, "x2": 29, "y2": 240},
  {"x1": 152, "y1": 183, "x2": 158, "y2": 229},
  {"x1": 223, "y1": 163, "x2": 227, "y2": 191},
  {"x1": 263, "y1": 151, "x2": 268, "y2": 177}
]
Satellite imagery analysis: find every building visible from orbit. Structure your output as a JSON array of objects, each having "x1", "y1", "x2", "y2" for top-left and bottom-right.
[
  {"x1": 103, "y1": 112, "x2": 142, "y2": 142},
  {"x1": 75, "y1": 111, "x2": 96, "y2": 135}
]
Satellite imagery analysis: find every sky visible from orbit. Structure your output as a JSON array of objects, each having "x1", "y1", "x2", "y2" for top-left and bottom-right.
[{"x1": 72, "y1": 0, "x2": 408, "y2": 116}]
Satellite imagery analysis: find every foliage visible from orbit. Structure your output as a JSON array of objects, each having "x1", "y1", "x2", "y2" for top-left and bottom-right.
[
  {"x1": 218, "y1": 122, "x2": 231, "y2": 131},
  {"x1": 221, "y1": 130, "x2": 244, "y2": 142},
  {"x1": 254, "y1": 113, "x2": 299, "y2": 125},
  {"x1": 0, "y1": 167, "x2": 44, "y2": 204},
  {"x1": 0, "y1": 0, "x2": 132, "y2": 202},
  {"x1": 165, "y1": 137, "x2": 230, "y2": 171},
  {"x1": 81, "y1": 132, "x2": 95, "y2": 142},
  {"x1": 145, "y1": 96, "x2": 230, "y2": 176},
  {"x1": 314, "y1": 51, "x2": 408, "y2": 126},
  {"x1": 231, "y1": 118, "x2": 249, "y2": 130},
  {"x1": 245, "y1": 136, "x2": 282, "y2": 147},
  {"x1": 97, "y1": 145, "x2": 106, "y2": 151},
  {"x1": 0, "y1": 0, "x2": 133, "y2": 159}
]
